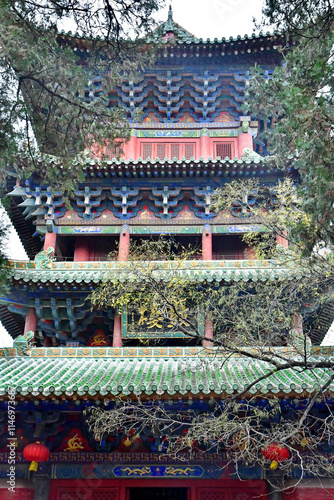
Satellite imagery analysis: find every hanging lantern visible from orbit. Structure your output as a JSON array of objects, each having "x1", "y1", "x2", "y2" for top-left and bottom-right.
[
  {"x1": 23, "y1": 442, "x2": 50, "y2": 471},
  {"x1": 262, "y1": 443, "x2": 290, "y2": 470}
]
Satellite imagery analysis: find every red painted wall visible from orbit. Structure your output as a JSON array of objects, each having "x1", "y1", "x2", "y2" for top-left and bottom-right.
[
  {"x1": 0, "y1": 487, "x2": 34, "y2": 500},
  {"x1": 121, "y1": 137, "x2": 240, "y2": 161}
]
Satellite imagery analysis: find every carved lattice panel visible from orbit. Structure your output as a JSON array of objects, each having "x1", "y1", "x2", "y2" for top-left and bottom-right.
[
  {"x1": 198, "y1": 491, "x2": 228, "y2": 500},
  {"x1": 231, "y1": 493, "x2": 256, "y2": 500},
  {"x1": 58, "y1": 490, "x2": 118, "y2": 500},
  {"x1": 92, "y1": 490, "x2": 118, "y2": 500},
  {"x1": 59, "y1": 494, "x2": 85, "y2": 500}
]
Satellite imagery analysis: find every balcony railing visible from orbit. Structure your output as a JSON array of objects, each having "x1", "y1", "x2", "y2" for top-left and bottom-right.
[{"x1": 40, "y1": 253, "x2": 247, "y2": 262}]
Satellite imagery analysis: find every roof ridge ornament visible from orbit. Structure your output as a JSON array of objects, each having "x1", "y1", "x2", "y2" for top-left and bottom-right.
[{"x1": 166, "y1": 4, "x2": 174, "y2": 31}]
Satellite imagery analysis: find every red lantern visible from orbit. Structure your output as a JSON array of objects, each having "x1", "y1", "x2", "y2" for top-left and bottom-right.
[
  {"x1": 262, "y1": 443, "x2": 290, "y2": 470},
  {"x1": 23, "y1": 442, "x2": 50, "y2": 471}
]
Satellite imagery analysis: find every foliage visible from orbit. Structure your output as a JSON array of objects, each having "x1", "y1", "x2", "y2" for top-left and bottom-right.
[
  {"x1": 2, "y1": 0, "x2": 334, "y2": 485},
  {"x1": 0, "y1": 204, "x2": 10, "y2": 293},
  {"x1": 88, "y1": 231, "x2": 334, "y2": 480},
  {"x1": 260, "y1": 0, "x2": 334, "y2": 37},
  {"x1": 87, "y1": 176, "x2": 334, "y2": 483},
  {"x1": 245, "y1": 0, "x2": 334, "y2": 250},
  {"x1": 91, "y1": 180, "x2": 333, "y2": 349},
  {"x1": 91, "y1": 237, "x2": 202, "y2": 338},
  {"x1": 85, "y1": 395, "x2": 334, "y2": 481},
  {"x1": 88, "y1": 259, "x2": 334, "y2": 483},
  {"x1": 0, "y1": 0, "x2": 164, "y2": 188},
  {"x1": 212, "y1": 178, "x2": 319, "y2": 259},
  {"x1": 91, "y1": 211, "x2": 334, "y2": 350}
]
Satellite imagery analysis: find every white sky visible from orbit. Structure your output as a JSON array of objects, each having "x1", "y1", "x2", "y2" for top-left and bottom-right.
[
  {"x1": 1, "y1": 0, "x2": 333, "y2": 346},
  {"x1": 156, "y1": 0, "x2": 265, "y2": 39}
]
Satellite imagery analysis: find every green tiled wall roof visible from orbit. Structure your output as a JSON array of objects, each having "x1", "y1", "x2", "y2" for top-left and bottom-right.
[{"x1": 8, "y1": 259, "x2": 297, "y2": 285}]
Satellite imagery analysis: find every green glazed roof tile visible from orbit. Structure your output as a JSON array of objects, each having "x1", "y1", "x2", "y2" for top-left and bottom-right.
[{"x1": 0, "y1": 347, "x2": 333, "y2": 398}]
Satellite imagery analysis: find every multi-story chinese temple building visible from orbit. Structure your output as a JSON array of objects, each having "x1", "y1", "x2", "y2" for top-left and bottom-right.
[{"x1": 0, "y1": 7, "x2": 333, "y2": 500}]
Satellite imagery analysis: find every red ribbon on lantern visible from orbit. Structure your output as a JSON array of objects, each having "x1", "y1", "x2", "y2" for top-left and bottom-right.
[
  {"x1": 23, "y1": 441, "x2": 50, "y2": 471},
  {"x1": 262, "y1": 443, "x2": 290, "y2": 470}
]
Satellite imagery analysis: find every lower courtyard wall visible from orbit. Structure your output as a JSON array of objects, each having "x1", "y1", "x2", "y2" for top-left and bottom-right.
[
  {"x1": 48, "y1": 478, "x2": 268, "y2": 500},
  {"x1": 1, "y1": 467, "x2": 334, "y2": 499},
  {"x1": 282, "y1": 479, "x2": 334, "y2": 500}
]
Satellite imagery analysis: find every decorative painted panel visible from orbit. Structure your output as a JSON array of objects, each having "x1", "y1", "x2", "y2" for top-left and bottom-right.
[
  {"x1": 58, "y1": 494, "x2": 85, "y2": 500},
  {"x1": 198, "y1": 491, "x2": 227, "y2": 500},
  {"x1": 122, "y1": 304, "x2": 203, "y2": 339},
  {"x1": 208, "y1": 130, "x2": 238, "y2": 137},
  {"x1": 197, "y1": 489, "x2": 260, "y2": 500},
  {"x1": 57, "y1": 225, "x2": 265, "y2": 235},
  {"x1": 92, "y1": 492, "x2": 118, "y2": 500},
  {"x1": 56, "y1": 490, "x2": 119, "y2": 500},
  {"x1": 131, "y1": 226, "x2": 202, "y2": 234},
  {"x1": 137, "y1": 130, "x2": 199, "y2": 138},
  {"x1": 133, "y1": 121, "x2": 240, "y2": 130},
  {"x1": 231, "y1": 493, "x2": 256, "y2": 500},
  {"x1": 113, "y1": 465, "x2": 203, "y2": 477}
]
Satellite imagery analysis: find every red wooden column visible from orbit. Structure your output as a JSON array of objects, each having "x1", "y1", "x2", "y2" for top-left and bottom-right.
[
  {"x1": 24, "y1": 307, "x2": 37, "y2": 342},
  {"x1": 202, "y1": 226, "x2": 212, "y2": 260},
  {"x1": 113, "y1": 225, "x2": 130, "y2": 347},
  {"x1": 202, "y1": 225, "x2": 213, "y2": 347},
  {"x1": 74, "y1": 237, "x2": 91, "y2": 261},
  {"x1": 44, "y1": 231, "x2": 57, "y2": 254},
  {"x1": 200, "y1": 128, "x2": 210, "y2": 160},
  {"x1": 203, "y1": 319, "x2": 214, "y2": 347},
  {"x1": 118, "y1": 226, "x2": 130, "y2": 262},
  {"x1": 291, "y1": 312, "x2": 303, "y2": 334},
  {"x1": 113, "y1": 312, "x2": 122, "y2": 347},
  {"x1": 291, "y1": 311, "x2": 311, "y2": 353},
  {"x1": 291, "y1": 312, "x2": 303, "y2": 345}
]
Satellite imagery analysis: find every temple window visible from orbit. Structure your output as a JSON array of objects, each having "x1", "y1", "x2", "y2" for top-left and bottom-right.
[
  {"x1": 214, "y1": 141, "x2": 234, "y2": 159},
  {"x1": 140, "y1": 142, "x2": 196, "y2": 160},
  {"x1": 104, "y1": 142, "x2": 123, "y2": 160}
]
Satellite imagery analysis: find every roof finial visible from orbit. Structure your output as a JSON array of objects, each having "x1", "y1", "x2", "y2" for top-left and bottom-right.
[{"x1": 166, "y1": 4, "x2": 174, "y2": 30}]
